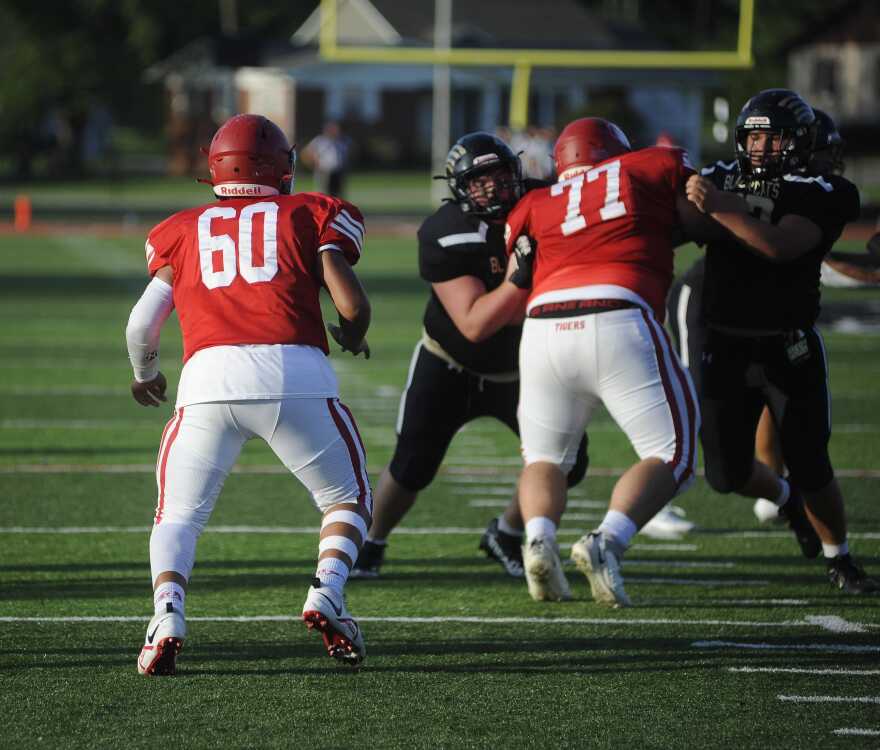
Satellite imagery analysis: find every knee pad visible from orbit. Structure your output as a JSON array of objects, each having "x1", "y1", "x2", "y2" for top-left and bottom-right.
[
  {"x1": 704, "y1": 459, "x2": 750, "y2": 495},
  {"x1": 389, "y1": 446, "x2": 442, "y2": 493},
  {"x1": 787, "y1": 454, "x2": 834, "y2": 494}
]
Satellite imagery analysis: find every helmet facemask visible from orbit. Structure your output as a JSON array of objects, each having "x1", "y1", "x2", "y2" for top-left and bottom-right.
[
  {"x1": 735, "y1": 129, "x2": 799, "y2": 179},
  {"x1": 733, "y1": 90, "x2": 815, "y2": 180},
  {"x1": 440, "y1": 132, "x2": 524, "y2": 219},
  {"x1": 452, "y1": 162, "x2": 523, "y2": 218}
]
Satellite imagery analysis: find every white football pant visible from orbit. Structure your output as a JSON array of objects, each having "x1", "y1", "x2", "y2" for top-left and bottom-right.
[
  {"x1": 518, "y1": 307, "x2": 699, "y2": 492},
  {"x1": 149, "y1": 397, "x2": 371, "y2": 583}
]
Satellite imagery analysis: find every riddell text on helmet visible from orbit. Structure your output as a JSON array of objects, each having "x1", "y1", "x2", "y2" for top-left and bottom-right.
[{"x1": 215, "y1": 184, "x2": 280, "y2": 197}]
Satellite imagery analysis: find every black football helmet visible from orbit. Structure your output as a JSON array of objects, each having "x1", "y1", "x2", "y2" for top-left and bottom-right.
[
  {"x1": 441, "y1": 132, "x2": 523, "y2": 218},
  {"x1": 734, "y1": 89, "x2": 816, "y2": 179},
  {"x1": 810, "y1": 109, "x2": 845, "y2": 176}
]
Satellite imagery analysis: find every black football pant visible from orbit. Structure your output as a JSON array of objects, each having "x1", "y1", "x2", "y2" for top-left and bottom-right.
[{"x1": 699, "y1": 327, "x2": 834, "y2": 494}]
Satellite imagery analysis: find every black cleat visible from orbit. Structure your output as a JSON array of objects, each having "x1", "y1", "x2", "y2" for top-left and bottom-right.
[
  {"x1": 350, "y1": 540, "x2": 385, "y2": 579},
  {"x1": 778, "y1": 490, "x2": 821, "y2": 559},
  {"x1": 827, "y1": 554, "x2": 879, "y2": 595},
  {"x1": 478, "y1": 518, "x2": 524, "y2": 578}
]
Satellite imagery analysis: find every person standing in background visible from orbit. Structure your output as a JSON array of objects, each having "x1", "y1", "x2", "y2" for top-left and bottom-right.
[{"x1": 302, "y1": 121, "x2": 351, "y2": 198}]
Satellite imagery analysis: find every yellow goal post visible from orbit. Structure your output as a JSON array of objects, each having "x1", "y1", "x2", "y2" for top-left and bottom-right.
[{"x1": 317, "y1": 0, "x2": 754, "y2": 129}]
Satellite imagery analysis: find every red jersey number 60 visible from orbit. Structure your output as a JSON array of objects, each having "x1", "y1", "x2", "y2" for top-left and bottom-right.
[{"x1": 198, "y1": 202, "x2": 279, "y2": 289}]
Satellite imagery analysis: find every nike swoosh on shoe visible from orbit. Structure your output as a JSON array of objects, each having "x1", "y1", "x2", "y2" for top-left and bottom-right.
[
  {"x1": 316, "y1": 591, "x2": 343, "y2": 617},
  {"x1": 147, "y1": 624, "x2": 160, "y2": 644}
]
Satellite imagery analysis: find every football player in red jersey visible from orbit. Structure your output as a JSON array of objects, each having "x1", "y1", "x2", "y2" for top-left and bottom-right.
[
  {"x1": 501, "y1": 117, "x2": 715, "y2": 606},
  {"x1": 126, "y1": 114, "x2": 373, "y2": 674}
]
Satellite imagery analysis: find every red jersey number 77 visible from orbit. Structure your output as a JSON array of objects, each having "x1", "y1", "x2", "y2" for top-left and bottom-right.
[{"x1": 551, "y1": 160, "x2": 627, "y2": 236}]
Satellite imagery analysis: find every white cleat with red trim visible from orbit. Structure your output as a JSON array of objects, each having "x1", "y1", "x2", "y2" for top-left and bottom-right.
[
  {"x1": 137, "y1": 603, "x2": 186, "y2": 676},
  {"x1": 302, "y1": 579, "x2": 365, "y2": 668}
]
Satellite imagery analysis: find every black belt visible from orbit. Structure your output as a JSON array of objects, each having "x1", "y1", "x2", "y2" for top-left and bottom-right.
[{"x1": 528, "y1": 298, "x2": 638, "y2": 319}]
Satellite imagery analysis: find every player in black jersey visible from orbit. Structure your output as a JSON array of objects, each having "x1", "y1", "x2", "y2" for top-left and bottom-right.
[
  {"x1": 684, "y1": 89, "x2": 876, "y2": 593},
  {"x1": 351, "y1": 132, "x2": 588, "y2": 579},
  {"x1": 669, "y1": 109, "x2": 880, "y2": 528}
]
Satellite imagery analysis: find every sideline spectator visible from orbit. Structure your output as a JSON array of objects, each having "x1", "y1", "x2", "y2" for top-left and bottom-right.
[{"x1": 301, "y1": 121, "x2": 352, "y2": 197}]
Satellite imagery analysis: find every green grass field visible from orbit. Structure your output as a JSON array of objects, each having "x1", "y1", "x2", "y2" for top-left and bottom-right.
[{"x1": 1, "y1": 227, "x2": 879, "y2": 748}]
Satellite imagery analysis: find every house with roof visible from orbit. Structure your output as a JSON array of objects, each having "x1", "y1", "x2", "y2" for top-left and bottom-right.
[
  {"x1": 787, "y1": 0, "x2": 880, "y2": 129},
  {"x1": 786, "y1": 0, "x2": 880, "y2": 191},
  {"x1": 147, "y1": 0, "x2": 717, "y2": 173}
]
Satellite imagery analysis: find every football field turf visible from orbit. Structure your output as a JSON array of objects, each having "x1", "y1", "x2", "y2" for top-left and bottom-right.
[{"x1": 1, "y1": 227, "x2": 879, "y2": 748}]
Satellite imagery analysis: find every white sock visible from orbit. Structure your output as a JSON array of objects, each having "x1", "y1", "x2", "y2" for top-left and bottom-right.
[
  {"x1": 153, "y1": 581, "x2": 185, "y2": 617},
  {"x1": 315, "y1": 556, "x2": 350, "y2": 595},
  {"x1": 525, "y1": 516, "x2": 557, "y2": 542},
  {"x1": 598, "y1": 510, "x2": 638, "y2": 551},
  {"x1": 497, "y1": 515, "x2": 522, "y2": 537},
  {"x1": 773, "y1": 477, "x2": 791, "y2": 508},
  {"x1": 822, "y1": 540, "x2": 849, "y2": 559}
]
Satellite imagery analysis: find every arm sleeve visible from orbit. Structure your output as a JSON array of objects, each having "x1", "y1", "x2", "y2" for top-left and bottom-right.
[
  {"x1": 317, "y1": 199, "x2": 365, "y2": 265},
  {"x1": 125, "y1": 277, "x2": 174, "y2": 382}
]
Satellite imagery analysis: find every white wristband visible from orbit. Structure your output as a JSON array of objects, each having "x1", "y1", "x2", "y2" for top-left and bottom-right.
[{"x1": 126, "y1": 277, "x2": 173, "y2": 382}]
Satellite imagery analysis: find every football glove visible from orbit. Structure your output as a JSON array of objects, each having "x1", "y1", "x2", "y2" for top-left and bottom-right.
[{"x1": 508, "y1": 235, "x2": 536, "y2": 290}]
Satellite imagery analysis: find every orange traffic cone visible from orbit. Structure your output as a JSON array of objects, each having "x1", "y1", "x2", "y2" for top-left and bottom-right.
[{"x1": 14, "y1": 194, "x2": 32, "y2": 232}]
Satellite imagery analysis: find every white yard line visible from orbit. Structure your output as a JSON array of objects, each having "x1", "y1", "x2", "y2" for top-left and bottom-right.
[
  {"x1": 452, "y1": 487, "x2": 515, "y2": 496},
  {"x1": 468, "y1": 498, "x2": 607, "y2": 509},
  {"x1": 694, "y1": 641, "x2": 880, "y2": 652},
  {"x1": 623, "y1": 560, "x2": 735, "y2": 569},
  {"x1": 1, "y1": 419, "x2": 158, "y2": 430},
  {"x1": 778, "y1": 695, "x2": 880, "y2": 704},
  {"x1": 733, "y1": 530, "x2": 880, "y2": 540},
  {"x1": 3, "y1": 463, "x2": 880, "y2": 480},
  {"x1": 2, "y1": 523, "x2": 878, "y2": 544},
  {"x1": 0, "y1": 525, "x2": 485, "y2": 535},
  {"x1": 833, "y1": 729, "x2": 880, "y2": 736},
  {"x1": 3, "y1": 414, "x2": 877, "y2": 433},
  {"x1": 560, "y1": 513, "x2": 604, "y2": 522},
  {"x1": 630, "y1": 577, "x2": 770, "y2": 587},
  {"x1": 0, "y1": 615, "x2": 867, "y2": 631},
  {"x1": 722, "y1": 599, "x2": 808, "y2": 605},
  {"x1": 730, "y1": 667, "x2": 880, "y2": 675},
  {"x1": 1, "y1": 386, "x2": 129, "y2": 396}
]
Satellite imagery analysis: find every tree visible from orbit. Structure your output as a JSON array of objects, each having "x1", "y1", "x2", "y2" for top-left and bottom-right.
[{"x1": 0, "y1": 0, "x2": 317, "y2": 179}]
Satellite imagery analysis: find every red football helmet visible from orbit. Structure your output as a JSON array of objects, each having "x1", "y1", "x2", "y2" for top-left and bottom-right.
[
  {"x1": 206, "y1": 114, "x2": 295, "y2": 198},
  {"x1": 553, "y1": 118, "x2": 631, "y2": 179}
]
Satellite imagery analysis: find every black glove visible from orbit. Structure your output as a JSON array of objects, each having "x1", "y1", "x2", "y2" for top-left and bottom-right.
[
  {"x1": 867, "y1": 232, "x2": 880, "y2": 258},
  {"x1": 508, "y1": 235, "x2": 536, "y2": 289}
]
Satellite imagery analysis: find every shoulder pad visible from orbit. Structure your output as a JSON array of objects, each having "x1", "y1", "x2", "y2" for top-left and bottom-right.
[
  {"x1": 418, "y1": 201, "x2": 475, "y2": 242},
  {"x1": 700, "y1": 160, "x2": 736, "y2": 176}
]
